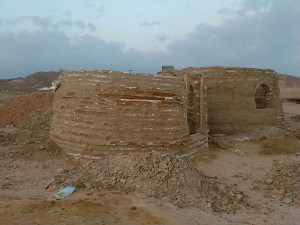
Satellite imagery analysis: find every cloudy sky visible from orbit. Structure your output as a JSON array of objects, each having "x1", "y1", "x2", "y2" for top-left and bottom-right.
[{"x1": 0, "y1": 0, "x2": 299, "y2": 79}]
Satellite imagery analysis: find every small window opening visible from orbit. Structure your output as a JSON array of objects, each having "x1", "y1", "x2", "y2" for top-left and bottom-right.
[{"x1": 255, "y1": 84, "x2": 270, "y2": 109}]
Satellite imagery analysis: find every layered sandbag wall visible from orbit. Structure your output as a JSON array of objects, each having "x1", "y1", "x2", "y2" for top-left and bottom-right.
[
  {"x1": 50, "y1": 70, "x2": 208, "y2": 156},
  {"x1": 182, "y1": 67, "x2": 283, "y2": 134}
]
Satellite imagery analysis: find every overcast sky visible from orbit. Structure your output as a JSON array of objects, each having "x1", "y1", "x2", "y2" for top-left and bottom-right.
[{"x1": 0, "y1": 0, "x2": 299, "y2": 79}]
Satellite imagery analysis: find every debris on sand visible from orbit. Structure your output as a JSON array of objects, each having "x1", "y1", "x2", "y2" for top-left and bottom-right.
[
  {"x1": 48, "y1": 152, "x2": 249, "y2": 213},
  {"x1": 259, "y1": 163, "x2": 299, "y2": 205},
  {"x1": 19, "y1": 106, "x2": 52, "y2": 131},
  {"x1": 52, "y1": 186, "x2": 76, "y2": 200}
]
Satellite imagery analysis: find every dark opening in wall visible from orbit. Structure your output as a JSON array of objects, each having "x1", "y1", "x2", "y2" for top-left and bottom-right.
[
  {"x1": 187, "y1": 85, "x2": 197, "y2": 135},
  {"x1": 255, "y1": 84, "x2": 270, "y2": 109},
  {"x1": 287, "y1": 98, "x2": 300, "y2": 104}
]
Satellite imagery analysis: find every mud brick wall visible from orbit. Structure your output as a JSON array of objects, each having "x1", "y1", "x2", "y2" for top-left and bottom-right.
[
  {"x1": 182, "y1": 67, "x2": 283, "y2": 134},
  {"x1": 50, "y1": 70, "x2": 208, "y2": 156}
]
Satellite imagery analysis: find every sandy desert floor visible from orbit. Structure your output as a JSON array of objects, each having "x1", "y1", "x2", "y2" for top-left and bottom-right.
[{"x1": 0, "y1": 92, "x2": 299, "y2": 225}]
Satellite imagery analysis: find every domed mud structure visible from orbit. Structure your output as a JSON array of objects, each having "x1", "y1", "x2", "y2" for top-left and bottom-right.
[{"x1": 50, "y1": 70, "x2": 208, "y2": 156}]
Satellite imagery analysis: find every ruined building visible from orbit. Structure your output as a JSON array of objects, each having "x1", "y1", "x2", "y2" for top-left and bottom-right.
[
  {"x1": 50, "y1": 70, "x2": 208, "y2": 156},
  {"x1": 50, "y1": 67, "x2": 283, "y2": 156},
  {"x1": 181, "y1": 67, "x2": 283, "y2": 134}
]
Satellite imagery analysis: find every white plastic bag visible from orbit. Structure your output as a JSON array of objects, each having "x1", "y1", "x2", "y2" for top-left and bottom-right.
[{"x1": 52, "y1": 186, "x2": 76, "y2": 200}]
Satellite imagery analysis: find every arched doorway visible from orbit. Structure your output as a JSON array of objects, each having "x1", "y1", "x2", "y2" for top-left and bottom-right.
[
  {"x1": 187, "y1": 85, "x2": 197, "y2": 135},
  {"x1": 255, "y1": 84, "x2": 270, "y2": 109}
]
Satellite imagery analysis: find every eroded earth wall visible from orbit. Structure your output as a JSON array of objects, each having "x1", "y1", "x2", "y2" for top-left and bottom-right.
[
  {"x1": 50, "y1": 70, "x2": 208, "y2": 156},
  {"x1": 182, "y1": 67, "x2": 283, "y2": 134}
]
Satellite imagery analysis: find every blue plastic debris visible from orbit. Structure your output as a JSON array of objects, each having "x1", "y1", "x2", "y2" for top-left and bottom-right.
[{"x1": 52, "y1": 186, "x2": 76, "y2": 200}]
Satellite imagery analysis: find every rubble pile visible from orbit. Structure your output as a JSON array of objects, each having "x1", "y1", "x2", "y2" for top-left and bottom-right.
[
  {"x1": 48, "y1": 152, "x2": 249, "y2": 213},
  {"x1": 19, "y1": 106, "x2": 52, "y2": 131},
  {"x1": 257, "y1": 163, "x2": 299, "y2": 205}
]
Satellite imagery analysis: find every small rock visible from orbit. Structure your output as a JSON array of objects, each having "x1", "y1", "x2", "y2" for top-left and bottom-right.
[
  {"x1": 120, "y1": 179, "x2": 126, "y2": 184},
  {"x1": 242, "y1": 175, "x2": 248, "y2": 180},
  {"x1": 54, "y1": 168, "x2": 66, "y2": 175},
  {"x1": 236, "y1": 194, "x2": 242, "y2": 200},
  {"x1": 205, "y1": 202, "x2": 212, "y2": 208},
  {"x1": 229, "y1": 191, "x2": 235, "y2": 197},
  {"x1": 217, "y1": 184, "x2": 227, "y2": 194},
  {"x1": 282, "y1": 198, "x2": 293, "y2": 204},
  {"x1": 265, "y1": 179, "x2": 273, "y2": 185},
  {"x1": 158, "y1": 161, "x2": 168, "y2": 169},
  {"x1": 278, "y1": 190, "x2": 285, "y2": 195},
  {"x1": 48, "y1": 210, "x2": 55, "y2": 214}
]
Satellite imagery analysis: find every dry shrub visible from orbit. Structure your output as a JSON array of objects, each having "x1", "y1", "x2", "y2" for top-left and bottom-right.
[{"x1": 259, "y1": 138, "x2": 300, "y2": 155}]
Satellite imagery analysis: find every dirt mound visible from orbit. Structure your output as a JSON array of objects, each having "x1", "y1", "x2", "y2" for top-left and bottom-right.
[
  {"x1": 0, "y1": 92, "x2": 53, "y2": 127},
  {"x1": 256, "y1": 163, "x2": 299, "y2": 205},
  {"x1": 19, "y1": 106, "x2": 53, "y2": 131},
  {"x1": 48, "y1": 152, "x2": 249, "y2": 213}
]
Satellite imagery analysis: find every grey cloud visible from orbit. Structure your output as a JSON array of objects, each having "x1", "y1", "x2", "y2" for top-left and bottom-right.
[
  {"x1": 57, "y1": 20, "x2": 73, "y2": 28},
  {"x1": 241, "y1": 0, "x2": 271, "y2": 11},
  {"x1": 158, "y1": 35, "x2": 167, "y2": 42},
  {"x1": 219, "y1": 0, "x2": 271, "y2": 18},
  {"x1": 166, "y1": 0, "x2": 300, "y2": 76},
  {"x1": 75, "y1": 21, "x2": 85, "y2": 29},
  {"x1": 0, "y1": 28, "x2": 157, "y2": 78},
  {"x1": 140, "y1": 21, "x2": 162, "y2": 26},
  {"x1": 64, "y1": 10, "x2": 72, "y2": 19},
  {"x1": 96, "y1": 6, "x2": 105, "y2": 18},
  {"x1": 22, "y1": 16, "x2": 58, "y2": 29},
  {"x1": 8, "y1": 16, "x2": 74, "y2": 30},
  {"x1": 0, "y1": 0, "x2": 299, "y2": 78},
  {"x1": 85, "y1": 2, "x2": 105, "y2": 18},
  {"x1": 218, "y1": 7, "x2": 230, "y2": 16},
  {"x1": 88, "y1": 23, "x2": 96, "y2": 31}
]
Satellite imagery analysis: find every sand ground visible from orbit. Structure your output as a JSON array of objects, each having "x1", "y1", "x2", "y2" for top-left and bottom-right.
[{"x1": 0, "y1": 92, "x2": 299, "y2": 225}]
